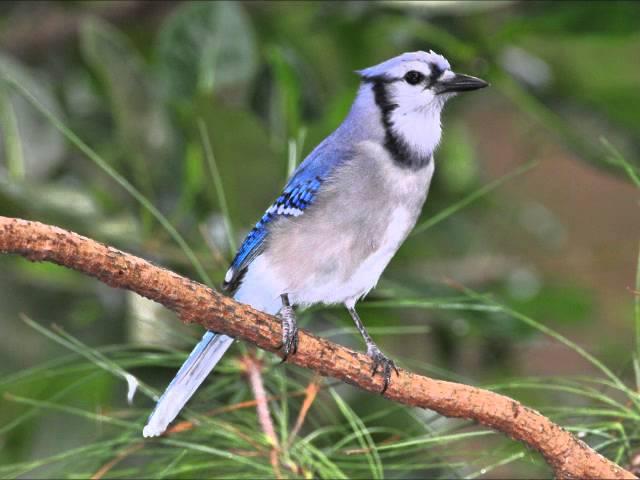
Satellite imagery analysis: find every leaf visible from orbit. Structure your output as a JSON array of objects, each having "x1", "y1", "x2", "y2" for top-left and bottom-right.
[
  {"x1": 265, "y1": 45, "x2": 303, "y2": 142},
  {"x1": 155, "y1": 1, "x2": 257, "y2": 102},
  {"x1": 0, "y1": 53, "x2": 65, "y2": 180},
  {"x1": 0, "y1": 181, "x2": 99, "y2": 218},
  {"x1": 79, "y1": 17, "x2": 175, "y2": 193},
  {"x1": 4, "y1": 74, "x2": 213, "y2": 286}
]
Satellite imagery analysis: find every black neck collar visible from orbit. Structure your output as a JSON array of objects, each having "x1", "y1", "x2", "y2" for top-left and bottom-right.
[{"x1": 363, "y1": 77, "x2": 433, "y2": 170}]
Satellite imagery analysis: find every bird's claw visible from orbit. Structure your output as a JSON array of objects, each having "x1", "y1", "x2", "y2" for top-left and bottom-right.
[
  {"x1": 367, "y1": 345, "x2": 399, "y2": 393},
  {"x1": 278, "y1": 305, "x2": 298, "y2": 362}
]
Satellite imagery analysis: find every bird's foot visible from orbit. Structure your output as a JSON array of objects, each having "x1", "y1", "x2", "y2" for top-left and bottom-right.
[
  {"x1": 366, "y1": 343, "x2": 399, "y2": 393},
  {"x1": 278, "y1": 304, "x2": 298, "y2": 362}
]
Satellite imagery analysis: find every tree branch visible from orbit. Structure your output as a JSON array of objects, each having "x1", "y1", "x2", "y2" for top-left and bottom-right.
[{"x1": 0, "y1": 216, "x2": 634, "y2": 479}]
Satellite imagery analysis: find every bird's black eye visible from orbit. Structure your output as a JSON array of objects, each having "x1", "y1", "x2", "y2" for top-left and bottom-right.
[{"x1": 404, "y1": 70, "x2": 425, "y2": 85}]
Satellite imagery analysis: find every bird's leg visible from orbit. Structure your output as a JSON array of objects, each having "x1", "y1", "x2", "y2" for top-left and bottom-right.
[
  {"x1": 278, "y1": 293, "x2": 298, "y2": 361},
  {"x1": 347, "y1": 306, "x2": 399, "y2": 393}
]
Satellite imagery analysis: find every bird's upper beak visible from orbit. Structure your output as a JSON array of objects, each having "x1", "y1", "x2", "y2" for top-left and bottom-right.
[{"x1": 435, "y1": 73, "x2": 489, "y2": 94}]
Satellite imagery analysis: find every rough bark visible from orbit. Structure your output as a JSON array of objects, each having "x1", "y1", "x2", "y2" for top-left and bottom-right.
[{"x1": 0, "y1": 216, "x2": 634, "y2": 479}]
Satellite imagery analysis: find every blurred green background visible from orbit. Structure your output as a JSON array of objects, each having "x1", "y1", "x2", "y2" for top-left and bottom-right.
[{"x1": 1, "y1": 1, "x2": 639, "y2": 478}]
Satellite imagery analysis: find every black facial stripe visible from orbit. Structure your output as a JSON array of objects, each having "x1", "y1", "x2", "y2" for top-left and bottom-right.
[
  {"x1": 362, "y1": 61, "x2": 445, "y2": 87},
  {"x1": 365, "y1": 76, "x2": 432, "y2": 170},
  {"x1": 429, "y1": 62, "x2": 444, "y2": 85}
]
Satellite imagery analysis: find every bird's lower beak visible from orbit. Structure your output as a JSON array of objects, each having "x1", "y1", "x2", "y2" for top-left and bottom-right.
[{"x1": 435, "y1": 73, "x2": 489, "y2": 94}]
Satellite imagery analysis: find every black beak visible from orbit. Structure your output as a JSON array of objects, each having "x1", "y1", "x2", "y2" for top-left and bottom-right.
[{"x1": 436, "y1": 73, "x2": 489, "y2": 94}]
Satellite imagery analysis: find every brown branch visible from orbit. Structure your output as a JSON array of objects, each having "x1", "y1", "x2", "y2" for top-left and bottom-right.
[
  {"x1": 91, "y1": 443, "x2": 144, "y2": 480},
  {"x1": 287, "y1": 377, "x2": 321, "y2": 447},
  {"x1": 90, "y1": 375, "x2": 325, "y2": 479},
  {"x1": 0, "y1": 216, "x2": 634, "y2": 480},
  {"x1": 167, "y1": 382, "x2": 332, "y2": 435},
  {"x1": 240, "y1": 354, "x2": 282, "y2": 479}
]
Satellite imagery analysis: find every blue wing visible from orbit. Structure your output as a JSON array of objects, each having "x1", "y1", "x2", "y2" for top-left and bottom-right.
[
  {"x1": 222, "y1": 135, "x2": 347, "y2": 294},
  {"x1": 222, "y1": 174, "x2": 323, "y2": 293}
]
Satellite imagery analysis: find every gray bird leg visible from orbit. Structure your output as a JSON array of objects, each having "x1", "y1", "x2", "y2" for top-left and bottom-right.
[
  {"x1": 347, "y1": 306, "x2": 398, "y2": 392},
  {"x1": 278, "y1": 293, "x2": 298, "y2": 361}
]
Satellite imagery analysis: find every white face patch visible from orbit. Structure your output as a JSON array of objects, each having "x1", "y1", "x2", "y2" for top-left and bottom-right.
[
  {"x1": 356, "y1": 51, "x2": 460, "y2": 166},
  {"x1": 385, "y1": 79, "x2": 446, "y2": 158}
]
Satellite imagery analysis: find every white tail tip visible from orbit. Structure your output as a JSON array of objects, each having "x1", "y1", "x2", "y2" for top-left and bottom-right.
[{"x1": 143, "y1": 424, "x2": 164, "y2": 438}]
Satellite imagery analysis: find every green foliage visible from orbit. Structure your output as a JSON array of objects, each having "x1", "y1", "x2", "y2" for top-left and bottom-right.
[
  {"x1": 1, "y1": 1, "x2": 639, "y2": 478},
  {"x1": 155, "y1": 2, "x2": 257, "y2": 103}
]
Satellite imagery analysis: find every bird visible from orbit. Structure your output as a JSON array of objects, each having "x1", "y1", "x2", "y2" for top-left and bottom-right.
[{"x1": 142, "y1": 50, "x2": 488, "y2": 438}]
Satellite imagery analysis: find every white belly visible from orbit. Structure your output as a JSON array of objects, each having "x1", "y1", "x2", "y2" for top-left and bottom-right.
[
  {"x1": 235, "y1": 206, "x2": 414, "y2": 312},
  {"x1": 234, "y1": 143, "x2": 435, "y2": 312},
  {"x1": 291, "y1": 205, "x2": 414, "y2": 307}
]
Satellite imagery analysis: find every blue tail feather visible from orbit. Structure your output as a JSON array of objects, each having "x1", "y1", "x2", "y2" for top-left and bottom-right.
[{"x1": 143, "y1": 331, "x2": 234, "y2": 437}]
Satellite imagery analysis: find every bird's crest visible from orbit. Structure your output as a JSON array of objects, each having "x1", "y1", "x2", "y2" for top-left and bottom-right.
[{"x1": 357, "y1": 50, "x2": 451, "y2": 80}]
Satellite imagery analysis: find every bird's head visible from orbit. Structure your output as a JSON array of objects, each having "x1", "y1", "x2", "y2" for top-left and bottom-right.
[
  {"x1": 356, "y1": 51, "x2": 488, "y2": 168},
  {"x1": 358, "y1": 50, "x2": 487, "y2": 113}
]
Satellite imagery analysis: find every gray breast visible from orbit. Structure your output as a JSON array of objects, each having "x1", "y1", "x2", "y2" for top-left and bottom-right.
[{"x1": 264, "y1": 141, "x2": 434, "y2": 303}]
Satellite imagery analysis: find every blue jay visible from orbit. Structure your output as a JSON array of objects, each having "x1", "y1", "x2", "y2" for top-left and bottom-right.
[{"x1": 143, "y1": 51, "x2": 487, "y2": 437}]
